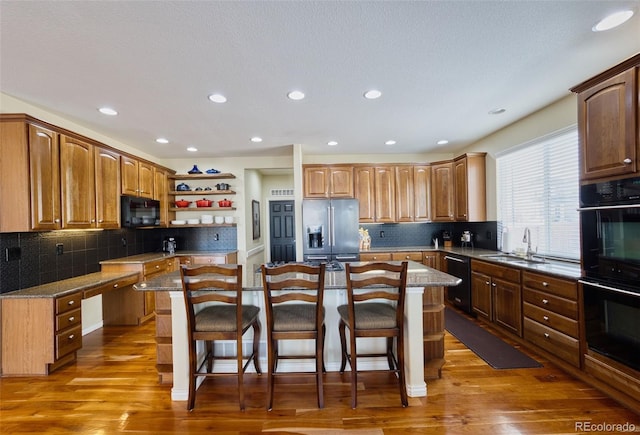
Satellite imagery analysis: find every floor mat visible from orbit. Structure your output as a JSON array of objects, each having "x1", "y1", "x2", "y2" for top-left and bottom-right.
[{"x1": 445, "y1": 307, "x2": 542, "y2": 369}]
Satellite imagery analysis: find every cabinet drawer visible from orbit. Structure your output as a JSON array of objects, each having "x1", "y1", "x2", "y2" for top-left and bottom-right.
[
  {"x1": 55, "y1": 325, "x2": 82, "y2": 359},
  {"x1": 55, "y1": 308, "x2": 81, "y2": 332},
  {"x1": 523, "y1": 288, "x2": 578, "y2": 319},
  {"x1": 191, "y1": 255, "x2": 225, "y2": 265},
  {"x1": 143, "y1": 258, "x2": 171, "y2": 277},
  {"x1": 524, "y1": 318, "x2": 580, "y2": 367},
  {"x1": 84, "y1": 275, "x2": 139, "y2": 299},
  {"x1": 522, "y1": 271, "x2": 577, "y2": 300},
  {"x1": 523, "y1": 302, "x2": 578, "y2": 338},
  {"x1": 360, "y1": 252, "x2": 392, "y2": 261},
  {"x1": 471, "y1": 260, "x2": 520, "y2": 283},
  {"x1": 55, "y1": 292, "x2": 82, "y2": 314},
  {"x1": 391, "y1": 252, "x2": 423, "y2": 261}
]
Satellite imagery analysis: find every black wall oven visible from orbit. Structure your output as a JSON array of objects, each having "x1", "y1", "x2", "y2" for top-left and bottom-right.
[{"x1": 579, "y1": 176, "x2": 640, "y2": 371}]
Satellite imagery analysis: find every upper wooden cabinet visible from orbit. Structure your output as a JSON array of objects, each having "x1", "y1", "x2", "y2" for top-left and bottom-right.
[
  {"x1": 454, "y1": 153, "x2": 486, "y2": 222},
  {"x1": 29, "y1": 124, "x2": 62, "y2": 230},
  {"x1": 154, "y1": 167, "x2": 170, "y2": 227},
  {"x1": 431, "y1": 161, "x2": 454, "y2": 222},
  {"x1": 571, "y1": 55, "x2": 639, "y2": 183},
  {"x1": 413, "y1": 165, "x2": 431, "y2": 222},
  {"x1": 354, "y1": 166, "x2": 375, "y2": 222},
  {"x1": 95, "y1": 147, "x2": 121, "y2": 229},
  {"x1": 303, "y1": 165, "x2": 353, "y2": 198},
  {"x1": 395, "y1": 165, "x2": 414, "y2": 222},
  {"x1": 374, "y1": 166, "x2": 396, "y2": 222},
  {"x1": 121, "y1": 155, "x2": 154, "y2": 198},
  {"x1": 60, "y1": 135, "x2": 96, "y2": 229}
]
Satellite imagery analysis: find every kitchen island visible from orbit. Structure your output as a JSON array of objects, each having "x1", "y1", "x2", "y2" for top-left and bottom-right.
[{"x1": 135, "y1": 260, "x2": 461, "y2": 401}]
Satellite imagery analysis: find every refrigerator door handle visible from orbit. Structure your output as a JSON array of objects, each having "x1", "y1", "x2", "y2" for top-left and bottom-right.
[
  {"x1": 326, "y1": 206, "x2": 332, "y2": 247},
  {"x1": 331, "y1": 206, "x2": 336, "y2": 247}
]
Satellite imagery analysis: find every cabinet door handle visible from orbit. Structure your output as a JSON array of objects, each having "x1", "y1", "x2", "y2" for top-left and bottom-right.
[
  {"x1": 113, "y1": 283, "x2": 119, "y2": 288},
  {"x1": 542, "y1": 282, "x2": 549, "y2": 287},
  {"x1": 543, "y1": 333, "x2": 550, "y2": 339},
  {"x1": 485, "y1": 281, "x2": 490, "y2": 285},
  {"x1": 542, "y1": 299, "x2": 549, "y2": 304},
  {"x1": 68, "y1": 300, "x2": 75, "y2": 306},
  {"x1": 55, "y1": 218, "x2": 61, "y2": 223},
  {"x1": 68, "y1": 334, "x2": 75, "y2": 340},
  {"x1": 623, "y1": 158, "x2": 632, "y2": 164},
  {"x1": 491, "y1": 283, "x2": 496, "y2": 287},
  {"x1": 155, "y1": 265, "x2": 160, "y2": 269},
  {"x1": 68, "y1": 316, "x2": 75, "y2": 322},
  {"x1": 543, "y1": 315, "x2": 549, "y2": 321}
]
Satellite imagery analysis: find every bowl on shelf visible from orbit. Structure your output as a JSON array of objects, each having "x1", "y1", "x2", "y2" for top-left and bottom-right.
[
  {"x1": 218, "y1": 199, "x2": 232, "y2": 207},
  {"x1": 206, "y1": 168, "x2": 220, "y2": 174},
  {"x1": 201, "y1": 214, "x2": 213, "y2": 224},
  {"x1": 175, "y1": 199, "x2": 191, "y2": 208},
  {"x1": 214, "y1": 216, "x2": 224, "y2": 224},
  {"x1": 224, "y1": 216, "x2": 234, "y2": 224},
  {"x1": 176, "y1": 183, "x2": 190, "y2": 191},
  {"x1": 187, "y1": 218, "x2": 200, "y2": 225},
  {"x1": 171, "y1": 220, "x2": 186, "y2": 225},
  {"x1": 196, "y1": 198, "x2": 213, "y2": 207}
]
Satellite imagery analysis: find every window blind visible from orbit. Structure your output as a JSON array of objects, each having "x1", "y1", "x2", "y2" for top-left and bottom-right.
[{"x1": 497, "y1": 126, "x2": 580, "y2": 260}]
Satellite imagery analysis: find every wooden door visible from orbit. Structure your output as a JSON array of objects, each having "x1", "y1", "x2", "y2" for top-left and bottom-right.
[
  {"x1": 414, "y1": 165, "x2": 431, "y2": 221},
  {"x1": 60, "y1": 135, "x2": 96, "y2": 229},
  {"x1": 154, "y1": 168, "x2": 169, "y2": 226},
  {"x1": 578, "y1": 68, "x2": 637, "y2": 181},
  {"x1": 121, "y1": 155, "x2": 139, "y2": 196},
  {"x1": 454, "y1": 157, "x2": 469, "y2": 221},
  {"x1": 471, "y1": 271, "x2": 492, "y2": 321},
  {"x1": 354, "y1": 166, "x2": 375, "y2": 223},
  {"x1": 138, "y1": 161, "x2": 154, "y2": 198},
  {"x1": 374, "y1": 166, "x2": 395, "y2": 222},
  {"x1": 329, "y1": 166, "x2": 354, "y2": 197},
  {"x1": 493, "y1": 277, "x2": 522, "y2": 336},
  {"x1": 431, "y1": 162, "x2": 454, "y2": 221},
  {"x1": 395, "y1": 165, "x2": 414, "y2": 222},
  {"x1": 28, "y1": 124, "x2": 61, "y2": 230},
  {"x1": 303, "y1": 166, "x2": 329, "y2": 198},
  {"x1": 95, "y1": 147, "x2": 121, "y2": 229},
  {"x1": 269, "y1": 200, "x2": 296, "y2": 262}
]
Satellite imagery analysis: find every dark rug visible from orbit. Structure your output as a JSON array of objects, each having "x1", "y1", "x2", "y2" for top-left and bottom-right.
[{"x1": 445, "y1": 307, "x2": 542, "y2": 369}]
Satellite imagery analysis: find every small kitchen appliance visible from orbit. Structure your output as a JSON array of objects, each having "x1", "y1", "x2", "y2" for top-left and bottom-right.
[{"x1": 163, "y1": 237, "x2": 177, "y2": 254}]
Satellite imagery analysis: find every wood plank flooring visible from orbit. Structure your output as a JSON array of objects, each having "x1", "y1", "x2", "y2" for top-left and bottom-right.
[{"x1": 1, "y1": 313, "x2": 638, "y2": 434}]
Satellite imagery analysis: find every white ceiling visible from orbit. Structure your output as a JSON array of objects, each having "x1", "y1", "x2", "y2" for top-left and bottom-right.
[{"x1": 1, "y1": 1, "x2": 639, "y2": 160}]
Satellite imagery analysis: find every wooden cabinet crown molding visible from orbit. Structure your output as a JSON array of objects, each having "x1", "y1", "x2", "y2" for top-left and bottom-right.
[{"x1": 570, "y1": 52, "x2": 640, "y2": 93}]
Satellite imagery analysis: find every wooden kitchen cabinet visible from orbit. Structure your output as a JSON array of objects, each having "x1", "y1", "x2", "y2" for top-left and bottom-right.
[
  {"x1": 422, "y1": 251, "x2": 440, "y2": 269},
  {"x1": 359, "y1": 252, "x2": 392, "y2": 261},
  {"x1": 413, "y1": 165, "x2": 431, "y2": 221},
  {"x1": 354, "y1": 166, "x2": 375, "y2": 222},
  {"x1": 522, "y1": 271, "x2": 580, "y2": 367},
  {"x1": 431, "y1": 161, "x2": 454, "y2": 222},
  {"x1": 391, "y1": 251, "x2": 423, "y2": 262},
  {"x1": 60, "y1": 135, "x2": 96, "y2": 229},
  {"x1": 395, "y1": 165, "x2": 414, "y2": 222},
  {"x1": 95, "y1": 147, "x2": 121, "y2": 229},
  {"x1": 303, "y1": 165, "x2": 353, "y2": 198},
  {"x1": 178, "y1": 252, "x2": 238, "y2": 265},
  {"x1": 374, "y1": 166, "x2": 396, "y2": 222},
  {"x1": 121, "y1": 155, "x2": 154, "y2": 198},
  {"x1": 454, "y1": 153, "x2": 486, "y2": 221},
  {"x1": 471, "y1": 260, "x2": 522, "y2": 337},
  {"x1": 154, "y1": 167, "x2": 170, "y2": 227},
  {"x1": 571, "y1": 54, "x2": 640, "y2": 182}
]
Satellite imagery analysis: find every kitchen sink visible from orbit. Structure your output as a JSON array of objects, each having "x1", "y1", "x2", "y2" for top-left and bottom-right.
[{"x1": 479, "y1": 254, "x2": 546, "y2": 264}]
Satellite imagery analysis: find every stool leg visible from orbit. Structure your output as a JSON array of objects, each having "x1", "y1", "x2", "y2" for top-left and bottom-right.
[
  {"x1": 316, "y1": 326, "x2": 324, "y2": 408},
  {"x1": 338, "y1": 320, "x2": 347, "y2": 373},
  {"x1": 349, "y1": 327, "x2": 358, "y2": 409},
  {"x1": 252, "y1": 320, "x2": 262, "y2": 374}
]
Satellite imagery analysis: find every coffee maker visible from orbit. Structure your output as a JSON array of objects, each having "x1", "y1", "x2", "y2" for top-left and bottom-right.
[{"x1": 162, "y1": 237, "x2": 177, "y2": 254}]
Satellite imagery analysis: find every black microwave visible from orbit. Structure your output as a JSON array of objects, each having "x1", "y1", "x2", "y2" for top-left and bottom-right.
[{"x1": 121, "y1": 196, "x2": 161, "y2": 228}]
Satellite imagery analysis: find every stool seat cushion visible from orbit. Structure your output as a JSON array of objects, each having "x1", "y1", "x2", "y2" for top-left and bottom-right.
[
  {"x1": 337, "y1": 302, "x2": 397, "y2": 329},
  {"x1": 273, "y1": 304, "x2": 325, "y2": 331},
  {"x1": 195, "y1": 305, "x2": 260, "y2": 332}
]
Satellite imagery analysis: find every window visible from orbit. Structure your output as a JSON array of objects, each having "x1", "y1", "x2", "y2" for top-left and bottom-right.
[{"x1": 497, "y1": 126, "x2": 580, "y2": 260}]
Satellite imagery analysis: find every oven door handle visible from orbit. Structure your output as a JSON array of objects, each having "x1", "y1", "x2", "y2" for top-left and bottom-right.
[
  {"x1": 577, "y1": 204, "x2": 640, "y2": 211},
  {"x1": 579, "y1": 279, "x2": 640, "y2": 298}
]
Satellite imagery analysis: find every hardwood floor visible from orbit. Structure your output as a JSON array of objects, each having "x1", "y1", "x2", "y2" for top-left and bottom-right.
[{"x1": 1, "y1": 314, "x2": 638, "y2": 434}]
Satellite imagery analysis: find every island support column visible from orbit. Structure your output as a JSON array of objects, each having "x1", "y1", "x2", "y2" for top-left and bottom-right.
[{"x1": 405, "y1": 286, "x2": 427, "y2": 397}]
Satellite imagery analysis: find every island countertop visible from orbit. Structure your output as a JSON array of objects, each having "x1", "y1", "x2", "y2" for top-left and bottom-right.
[{"x1": 134, "y1": 260, "x2": 461, "y2": 291}]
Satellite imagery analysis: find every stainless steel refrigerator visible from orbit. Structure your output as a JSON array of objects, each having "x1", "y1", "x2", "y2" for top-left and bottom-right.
[{"x1": 302, "y1": 198, "x2": 360, "y2": 262}]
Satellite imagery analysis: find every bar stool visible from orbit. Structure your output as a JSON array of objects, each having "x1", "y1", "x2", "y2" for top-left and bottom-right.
[
  {"x1": 261, "y1": 262, "x2": 326, "y2": 410},
  {"x1": 180, "y1": 264, "x2": 261, "y2": 411},
  {"x1": 338, "y1": 261, "x2": 409, "y2": 408}
]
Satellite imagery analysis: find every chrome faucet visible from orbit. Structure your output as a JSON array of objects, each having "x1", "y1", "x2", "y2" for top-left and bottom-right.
[{"x1": 522, "y1": 227, "x2": 534, "y2": 259}]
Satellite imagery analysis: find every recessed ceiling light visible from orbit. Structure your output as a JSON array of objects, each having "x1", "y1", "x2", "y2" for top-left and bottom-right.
[
  {"x1": 251, "y1": 136, "x2": 263, "y2": 143},
  {"x1": 592, "y1": 10, "x2": 634, "y2": 32},
  {"x1": 287, "y1": 90, "x2": 305, "y2": 101},
  {"x1": 385, "y1": 140, "x2": 396, "y2": 145},
  {"x1": 98, "y1": 107, "x2": 118, "y2": 116},
  {"x1": 364, "y1": 89, "x2": 382, "y2": 99},
  {"x1": 156, "y1": 138, "x2": 169, "y2": 144},
  {"x1": 437, "y1": 139, "x2": 449, "y2": 145},
  {"x1": 488, "y1": 108, "x2": 506, "y2": 115},
  {"x1": 187, "y1": 146, "x2": 198, "y2": 152},
  {"x1": 327, "y1": 141, "x2": 338, "y2": 146},
  {"x1": 208, "y1": 93, "x2": 227, "y2": 103}
]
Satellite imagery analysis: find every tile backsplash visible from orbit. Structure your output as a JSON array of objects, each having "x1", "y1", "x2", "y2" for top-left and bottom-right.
[{"x1": 0, "y1": 227, "x2": 237, "y2": 294}]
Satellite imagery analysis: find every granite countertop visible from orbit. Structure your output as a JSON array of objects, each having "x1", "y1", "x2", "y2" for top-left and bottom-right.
[
  {"x1": 361, "y1": 246, "x2": 581, "y2": 279},
  {"x1": 99, "y1": 250, "x2": 238, "y2": 265},
  {"x1": 135, "y1": 260, "x2": 462, "y2": 292},
  {"x1": 0, "y1": 271, "x2": 140, "y2": 299}
]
